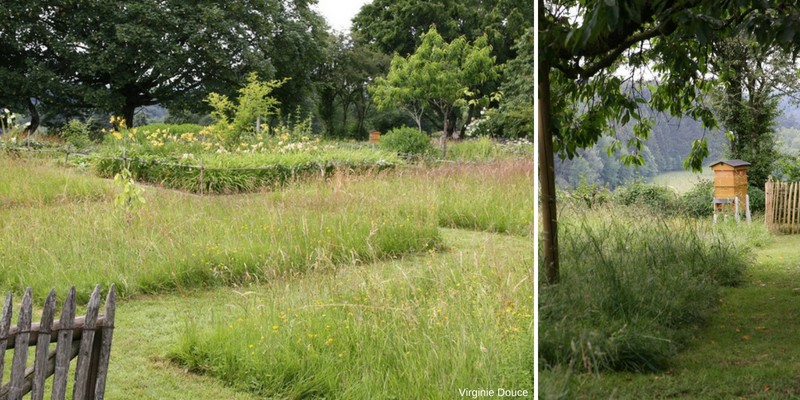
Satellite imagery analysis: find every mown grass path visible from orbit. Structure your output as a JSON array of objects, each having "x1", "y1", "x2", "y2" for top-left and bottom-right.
[{"x1": 552, "y1": 234, "x2": 800, "y2": 398}]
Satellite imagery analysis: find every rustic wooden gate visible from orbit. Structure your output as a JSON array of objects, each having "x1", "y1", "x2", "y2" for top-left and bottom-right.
[
  {"x1": 0, "y1": 285, "x2": 115, "y2": 400},
  {"x1": 764, "y1": 177, "x2": 800, "y2": 233}
]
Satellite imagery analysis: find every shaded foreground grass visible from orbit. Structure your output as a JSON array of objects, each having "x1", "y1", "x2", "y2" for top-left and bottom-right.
[
  {"x1": 169, "y1": 228, "x2": 532, "y2": 399},
  {"x1": 539, "y1": 206, "x2": 757, "y2": 376},
  {"x1": 539, "y1": 230, "x2": 800, "y2": 399}
]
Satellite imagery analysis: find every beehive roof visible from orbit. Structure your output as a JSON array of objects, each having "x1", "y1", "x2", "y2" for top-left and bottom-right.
[{"x1": 709, "y1": 159, "x2": 751, "y2": 168}]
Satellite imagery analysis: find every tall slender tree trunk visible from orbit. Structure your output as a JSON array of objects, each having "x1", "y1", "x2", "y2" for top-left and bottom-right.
[{"x1": 538, "y1": 60, "x2": 559, "y2": 284}]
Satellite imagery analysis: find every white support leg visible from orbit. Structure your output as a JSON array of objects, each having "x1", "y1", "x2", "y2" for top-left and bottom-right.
[{"x1": 746, "y1": 194, "x2": 751, "y2": 224}]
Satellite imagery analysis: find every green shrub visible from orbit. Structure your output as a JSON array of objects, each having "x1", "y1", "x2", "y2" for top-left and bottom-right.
[
  {"x1": 678, "y1": 179, "x2": 714, "y2": 217},
  {"x1": 61, "y1": 120, "x2": 92, "y2": 150},
  {"x1": 613, "y1": 181, "x2": 678, "y2": 212},
  {"x1": 749, "y1": 186, "x2": 765, "y2": 213},
  {"x1": 571, "y1": 177, "x2": 612, "y2": 209},
  {"x1": 379, "y1": 126, "x2": 432, "y2": 156}
]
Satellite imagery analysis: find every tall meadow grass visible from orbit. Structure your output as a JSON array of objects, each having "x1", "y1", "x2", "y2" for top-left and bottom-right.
[
  {"x1": 0, "y1": 169, "x2": 440, "y2": 302},
  {"x1": 539, "y1": 205, "x2": 755, "y2": 373},
  {"x1": 0, "y1": 157, "x2": 111, "y2": 208}
]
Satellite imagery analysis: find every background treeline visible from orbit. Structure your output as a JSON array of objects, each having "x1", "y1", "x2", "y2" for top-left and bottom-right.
[{"x1": 1, "y1": 0, "x2": 532, "y2": 142}]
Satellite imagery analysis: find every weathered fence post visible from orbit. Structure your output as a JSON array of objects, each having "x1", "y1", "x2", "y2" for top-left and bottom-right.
[{"x1": 765, "y1": 177, "x2": 773, "y2": 229}]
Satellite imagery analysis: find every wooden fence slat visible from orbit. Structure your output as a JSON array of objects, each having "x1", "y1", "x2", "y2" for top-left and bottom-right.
[
  {"x1": 30, "y1": 289, "x2": 56, "y2": 400},
  {"x1": 89, "y1": 285, "x2": 116, "y2": 400},
  {"x1": 8, "y1": 289, "x2": 33, "y2": 400},
  {"x1": 784, "y1": 181, "x2": 790, "y2": 229},
  {"x1": 52, "y1": 287, "x2": 76, "y2": 400},
  {"x1": 779, "y1": 182, "x2": 785, "y2": 229},
  {"x1": 786, "y1": 182, "x2": 792, "y2": 232},
  {"x1": 791, "y1": 183, "x2": 796, "y2": 234},
  {"x1": 791, "y1": 182, "x2": 796, "y2": 233},
  {"x1": 72, "y1": 285, "x2": 101, "y2": 400},
  {"x1": 767, "y1": 180, "x2": 773, "y2": 230},
  {"x1": 0, "y1": 293, "x2": 12, "y2": 386},
  {"x1": 0, "y1": 342, "x2": 80, "y2": 400},
  {"x1": 789, "y1": 182, "x2": 800, "y2": 233},
  {"x1": 765, "y1": 179, "x2": 772, "y2": 229}
]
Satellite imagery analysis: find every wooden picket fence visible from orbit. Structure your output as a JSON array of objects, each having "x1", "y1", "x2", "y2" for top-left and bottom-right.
[
  {"x1": 764, "y1": 178, "x2": 800, "y2": 233},
  {"x1": 0, "y1": 285, "x2": 115, "y2": 400}
]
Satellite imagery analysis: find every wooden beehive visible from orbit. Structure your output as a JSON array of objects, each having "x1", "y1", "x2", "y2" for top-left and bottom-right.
[
  {"x1": 369, "y1": 130, "x2": 381, "y2": 143},
  {"x1": 710, "y1": 159, "x2": 751, "y2": 201}
]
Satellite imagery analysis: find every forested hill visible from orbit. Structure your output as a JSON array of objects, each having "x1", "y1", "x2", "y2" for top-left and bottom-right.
[
  {"x1": 555, "y1": 96, "x2": 800, "y2": 189},
  {"x1": 555, "y1": 111, "x2": 727, "y2": 188}
]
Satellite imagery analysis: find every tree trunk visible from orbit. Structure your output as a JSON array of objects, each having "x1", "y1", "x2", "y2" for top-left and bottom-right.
[
  {"x1": 123, "y1": 103, "x2": 136, "y2": 129},
  {"x1": 24, "y1": 98, "x2": 39, "y2": 137},
  {"x1": 538, "y1": 61, "x2": 559, "y2": 285},
  {"x1": 341, "y1": 102, "x2": 350, "y2": 136},
  {"x1": 355, "y1": 101, "x2": 370, "y2": 140}
]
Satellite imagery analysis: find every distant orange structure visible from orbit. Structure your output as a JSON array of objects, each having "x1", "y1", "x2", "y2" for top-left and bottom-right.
[
  {"x1": 710, "y1": 159, "x2": 751, "y2": 223},
  {"x1": 369, "y1": 130, "x2": 381, "y2": 143}
]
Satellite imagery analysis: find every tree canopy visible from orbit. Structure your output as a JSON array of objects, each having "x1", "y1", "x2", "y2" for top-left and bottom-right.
[
  {"x1": 0, "y1": 0, "x2": 329, "y2": 127},
  {"x1": 369, "y1": 27, "x2": 496, "y2": 135}
]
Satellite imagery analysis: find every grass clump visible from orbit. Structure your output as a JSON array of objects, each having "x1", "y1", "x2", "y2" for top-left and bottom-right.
[
  {"x1": 539, "y1": 207, "x2": 751, "y2": 374},
  {"x1": 136, "y1": 123, "x2": 205, "y2": 136},
  {"x1": 0, "y1": 157, "x2": 111, "y2": 208},
  {"x1": 432, "y1": 161, "x2": 533, "y2": 236},
  {"x1": 170, "y1": 230, "x2": 532, "y2": 399},
  {"x1": 444, "y1": 137, "x2": 533, "y2": 162}
]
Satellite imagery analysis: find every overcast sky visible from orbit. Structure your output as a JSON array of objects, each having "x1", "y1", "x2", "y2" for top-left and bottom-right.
[{"x1": 313, "y1": 0, "x2": 373, "y2": 33}]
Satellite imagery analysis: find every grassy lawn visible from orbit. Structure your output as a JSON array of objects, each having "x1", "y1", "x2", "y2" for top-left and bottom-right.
[
  {"x1": 650, "y1": 169, "x2": 713, "y2": 194},
  {"x1": 540, "y1": 232, "x2": 800, "y2": 399}
]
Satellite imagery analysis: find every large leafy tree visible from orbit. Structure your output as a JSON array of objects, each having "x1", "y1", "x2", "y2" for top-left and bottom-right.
[
  {"x1": 710, "y1": 37, "x2": 800, "y2": 189},
  {"x1": 1, "y1": 0, "x2": 328, "y2": 128},
  {"x1": 317, "y1": 33, "x2": 391, "y2": 138},
  {"x1": 493, "y1": 29, "x2": 533, "y2": 139},
  {"x1": 352, "y1": 0, "x2": 531, "y2": 64},
  {"x1": 539, "y1": 1, "x2": 800, "y2": 284},
  {"x1": 354, "y1": 0, "x2": 531, "y2": 135},
  {"x1": 369, "y1": 27, "x2": 496, "y2": 136}
]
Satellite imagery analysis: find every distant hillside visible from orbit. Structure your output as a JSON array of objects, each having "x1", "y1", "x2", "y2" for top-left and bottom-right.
[{"x1": 555, "y1": 112, "x2": 727, "y2": 189}]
